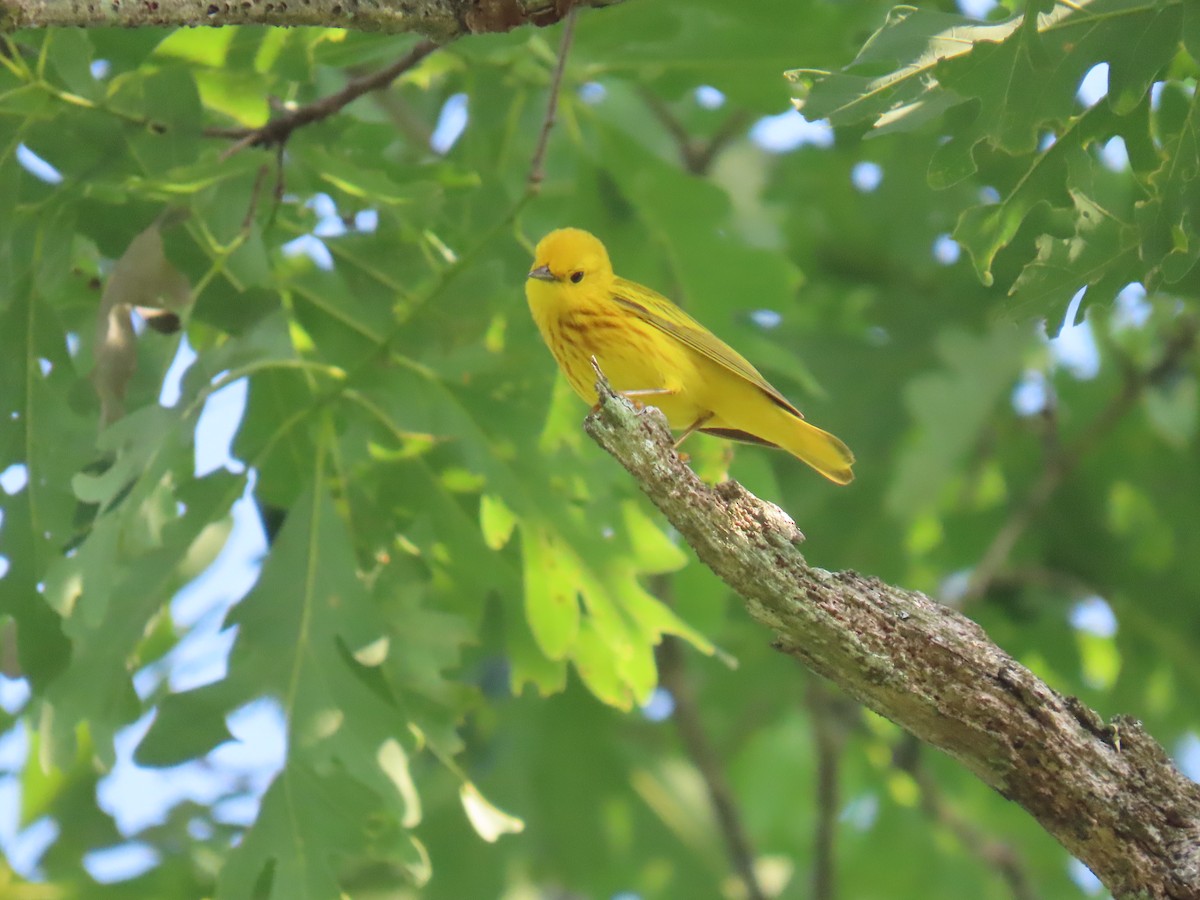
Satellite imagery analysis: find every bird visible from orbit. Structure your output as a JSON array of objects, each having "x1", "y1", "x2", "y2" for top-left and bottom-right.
[{"x1": 524, "y1": 227, "x2": 855, "y2": 484}]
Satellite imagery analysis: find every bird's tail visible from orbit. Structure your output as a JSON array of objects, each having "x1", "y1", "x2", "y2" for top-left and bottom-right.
[
  {"x1": 701, "y1": 410, "x2": 854, "y2": 483},
  {"x1": 779, "y1": 416, "x2": 855, "y2": 484}
]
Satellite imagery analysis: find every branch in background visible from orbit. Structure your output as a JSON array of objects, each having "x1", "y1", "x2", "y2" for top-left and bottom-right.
[
  {"x1": 373, "y1": 89, "x2": 437, "y2": 150},
  {"x1": 984, "y1": 566, "x2": 1096, "y2": 600},
  {"x1": 2, "y1": 0, "x2": 613, "y2": 37},
  {"x1": 241, "y1": 164, "x2": 270, "y2": 231},
  {"x1": 964, "y1": 315, "x2": 1199, "y2": 602},
  {"x1": 582, "y1": 370, "x2": 1200, "y2": 900},
  {"x1": 657, "y1": 633, "x2": 767, "y2": 900},
  {"x1": 640, "y1": 88, "x2": 751, "y2": 177},
  {"x1": 526, "y1": 5, "x2": 578, "y2": 194},
  {"x1": 806, "y1": 679, "x2": 845, "y2": 900},
  {"x1": 893, "y1": 735, "x2": 1035, "y2": 900},
  {"x1": 205, "y1": 40, "x2": 440, "y2": 159}
]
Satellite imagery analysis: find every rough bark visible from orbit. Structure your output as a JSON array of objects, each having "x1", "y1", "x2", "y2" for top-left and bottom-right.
[
  {"x1": 0, "y1": 0, "x2": 614, "y2": 37},
  {"x1": 583, "y1": 376, "x2": 1200, "y2": 900}
]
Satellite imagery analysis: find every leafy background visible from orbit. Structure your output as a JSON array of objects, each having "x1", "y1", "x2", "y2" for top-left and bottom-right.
[{"x1": 0, "y1": 0, "x2": 1198, "y2": 897}]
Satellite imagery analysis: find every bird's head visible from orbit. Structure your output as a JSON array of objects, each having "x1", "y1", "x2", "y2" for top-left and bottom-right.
[{"x1": 527, "y1": 228, "x2": 613, "y2": 290}]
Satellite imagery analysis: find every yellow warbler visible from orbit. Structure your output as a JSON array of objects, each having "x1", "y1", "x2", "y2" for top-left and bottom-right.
[{"x1": 525, "y1": 228, "x2": 855, "y2": 484}]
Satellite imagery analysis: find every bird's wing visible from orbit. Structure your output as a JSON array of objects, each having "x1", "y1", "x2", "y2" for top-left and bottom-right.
[{"x1": 610, "y1": 276, "x2": 802, "y2": 417}]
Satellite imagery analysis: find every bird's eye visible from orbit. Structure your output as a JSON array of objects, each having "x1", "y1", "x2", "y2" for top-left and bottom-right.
[{"x1": 570, "y1": 271, "x2": 584, "y2": 284}]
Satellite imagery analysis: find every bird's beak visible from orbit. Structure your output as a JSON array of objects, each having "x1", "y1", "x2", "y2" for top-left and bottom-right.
[{"x1": 527, "y1": 264, "x2": 556, "y2": 282}]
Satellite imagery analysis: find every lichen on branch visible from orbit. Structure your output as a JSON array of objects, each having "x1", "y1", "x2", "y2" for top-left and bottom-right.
[{"x1": 0, "y1": 0, "x2": 613, "y2": 36}]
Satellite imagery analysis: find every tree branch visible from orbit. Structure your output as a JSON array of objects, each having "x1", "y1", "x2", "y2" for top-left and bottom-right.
[
  {"x1": 806, "y1": 679, "x2": 842, "y2": 900},
  {"x1": 893, "y1": 735, "x2": 1036, "y2": 900},
  {"x1": 639, "y1": 87, "x2": 751, "y2": 177},
  {"x1": 583, "y1": 371, "x2": 1200, "y2": 900},
  {"x1": 657, "y1": 634, "x2": 766, "y2": 900},
  {"x1": 205, "y1": 39, "x2": 440, "y2": 157},
  {"x1": 1, "y1": 0, "x2": 616, "y2": 37},
  {"x1": 965, "y1": 315, "x2": 1199, "y2": 603}
]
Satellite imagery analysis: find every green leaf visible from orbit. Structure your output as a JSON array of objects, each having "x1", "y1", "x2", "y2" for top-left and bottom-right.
[
  {"x1": 951, "y1": 99, "x2": 1131, "y2": 287},
  {"x1": 45, "y1": 30, "x2": 99, "y2": 102},
  {"x1": 620, "y1": 500, "x2": 689, "y2": 574},
  {"x1": 801, "y1": 1, "x2": 1181, "y2": 161},
  {"x1": 134, "y1": 680, "x2": 239, "y2": 767},
  {"x1": 572, "y1": 617, "x2": 634, "y2": 709},
  {"x1": 154, "y1": 28, "x2": 236, "y2": 66},
  {"x1": 887, "y1": 326, "x2": 1031, "y2": 518},
  {"x1": 200, "y1": 485, "x2": 444, "y2": 895},
  {"x1": 1107, "y1": 480, "x2": 1175, "y2": 571},
  {"x1": 1185, "y1": 0, "x2": 1200, "y2": 66},
  {"x1": 796, "y1": 6, "x2": 1021, "y2": 133},
  {"x1": 129, "y1": 66, "x2": 204, "y2": 173},
  {"x1": 520, "y1": 524, "x2": 582, "y2": 660},
  {"x1": 1142, "y1": 376, "x2": 1197, "y2": 449},
  {"x1": 301, "y1": 145, "x2": 444, "y2": 207},
  {"x1": 480, "y1": 492, "x2": 518, "y2": 549},
  {"x1": 218, "y1": 767, "x2": 432, "y2": 899},
  {"x1": 936, "y1": 1, "x2": 1177, "y2": 172},
  {"x1": 1009, "y1": 190, "x2": 1140, "y2": 321},
  {"x1": 41, "y1": 463, "x2": 239, "y2": 767},
  {"x1": 505, "y1": 602, "x2": 569, "y2": 698},
  {"x1": 192, "y1": 67, "x2": 271, "y2": 126},
  {"x1": 460, "y1": 782, "x2": 525, "y2": 843},
  {"x1": 1136, "y1": 84, "x2": 1200, "y2": 288}
]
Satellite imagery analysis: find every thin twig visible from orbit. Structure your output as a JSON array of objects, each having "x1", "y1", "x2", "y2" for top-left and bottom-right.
[
  {"x1": 657, "y1": 635, "x2": 767, "y2": 900},
  {"x1": 894, "y1": 736, "x2": 1036, "y2": 900},
  {"x1": 272, "y1": 141, "x2": 287, "y2": 205},
  {"x1": 640, "y1": 88, "x2": 751, "y2": 176},
  {"x1": 694, "y1": 109, "x2": 752, "y2": 175},
  {"x1": 205, "y1": 39, "x2": 439, "y2": 160},
  {"x1": 985, "y1": 565, "x2": 1096, "y2": 598},
  {"x1": 640, "y1": 88, "x2": 696, "y2": 163},
  {"x1": 527, "y1": 6, "x2": 578, "y2": 193},
  {"x1": 963, "y1": 316, "x2": 1199, "y2": 603},
  {"x1": 241, "y1": 164, "x2": 270, "y2": 232},
  {"x1": 374, "y1": 90, "x2": 436, "y2": 148}
]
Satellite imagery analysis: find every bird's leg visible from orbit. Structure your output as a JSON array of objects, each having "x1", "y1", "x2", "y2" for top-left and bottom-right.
[
  {"x1": 586, "y1": 358, "x2": 679, "y2": 411},
  {"x1": 674, "y1": 412, "x2": 714, "y2": 449},
  {"x1": 621, "y1": 388, "x2": 677, "y2": 398},
  {"x1": 618, "y1": 387, "x2": 677, "y2": 410}
]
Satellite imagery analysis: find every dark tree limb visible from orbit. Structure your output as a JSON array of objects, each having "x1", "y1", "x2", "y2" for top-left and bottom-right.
[
  {"x1": 806, "y1": 679, "x2": 842, "y2": 900},
  {"x1": 658, "y1": 634, "x2": 766, "y2": 900},
  {"x1": 583, "y1": 373, "x2": 1200, "y2": 900},
  {"x1": 893, "y1": 734, "x2": 1036, "y2": 900},
  {"x1": 639, "y1": 87, "x2": 751, "y2": 177},
  {"x1": 1, "y1": 0, "x2": 616, "y2": 37},
  {"x1": 964, "y1": 315, "x2": 1198, "y2": 603}
]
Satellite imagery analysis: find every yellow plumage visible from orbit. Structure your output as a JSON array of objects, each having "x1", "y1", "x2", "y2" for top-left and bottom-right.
[{"x1": 525, "y1": 228, "x2": 855, "y2": 485}]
